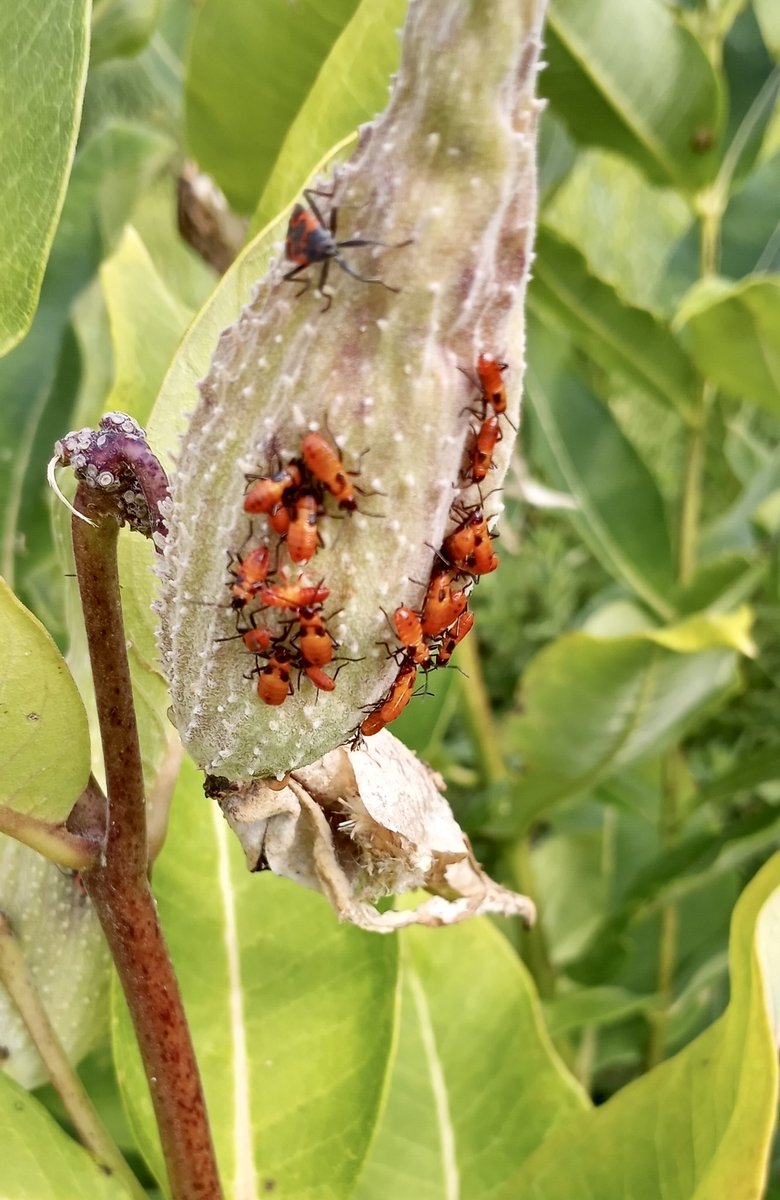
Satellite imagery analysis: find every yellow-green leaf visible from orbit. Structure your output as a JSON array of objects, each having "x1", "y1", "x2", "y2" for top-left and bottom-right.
[
  {"x1": 0, "y1": 578, "x2": 90, "y2": 819},
  {"x1": 0, "y1": 0, "x2": 90, "y2": 355}
]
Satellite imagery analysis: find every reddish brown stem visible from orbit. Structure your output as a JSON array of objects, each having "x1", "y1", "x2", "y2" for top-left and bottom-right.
[{"x1": 70, "y1": 485, "x2": 223, "y2": 1200}]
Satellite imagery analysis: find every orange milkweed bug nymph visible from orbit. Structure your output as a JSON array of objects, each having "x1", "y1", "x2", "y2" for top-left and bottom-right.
[
  {"x1": 294, "y1": 604, "x2": 337, "y2": 668},
  {"x1": 360, "y1": 657, "x2": 418, "y2": 737},
  {"x1": 254, "y1": 647, "x2": 295, "y2": 706},
  {"x1": 467, "y1": 415, "x2": 502, "y2": 484},
  {"x1": 301, "y1": 431, "x2": 361, "y2": 511},
  {"x1": 303, "y1": 664, "x2": 337, "y2": 692},
  {"x1": 269, "y1": 500, "x2": 291, "y2": 536},
  {"x1": 227, "y1": 545, "x2": 272, "y2": 611},
  {"x1": 442, "y1": 506, "x2": 499, "y2": 577},
  {"x1": 215, "y1": 609, "x2": 273, "y2": 656},
  {"x1": 389, "y1": 605, "x2": 432, "y2": 667},
  {"x1": 476, "y1": 354, "x2": 509, "y2": 415},
  {"x1": 435, "y1": 609, "x2": 475, "y2": 667},
  {"x1": 459, "y1": 354, "x2": 516, "y2": 431},
  {"x1": 243, "y1": 464, "x2": 302, "y2": 515},
  {"x1": 257, "y1": 579, "x2": 330, "y2": 611},
  {"x1": 283, "y1": 188, "x2": 412, "y2": 312},
  {"x1": 421, "y1": 570, "x2": 469, "y2": 638},
  {"x1": 287, "y1": 490, "x2": 323, "y2": 564}
]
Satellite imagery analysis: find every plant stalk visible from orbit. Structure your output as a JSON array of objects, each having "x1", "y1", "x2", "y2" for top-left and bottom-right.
[
  {"x1": 457, "y1": 636, "x2": 555, "y2": 996},
  {"x1": 70, "y1": 487, "x2": 224, "y2": 1200}
]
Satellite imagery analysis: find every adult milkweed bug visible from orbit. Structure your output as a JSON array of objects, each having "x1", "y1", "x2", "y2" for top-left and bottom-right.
[
  {"x1": 467, "y1": 415, "x2": 502, "y2": 484},
  {"x1": 255, "y1": 647, "x2": 294, "y2": 706},
  {"x1": 360, "y1": 657, "x2": 418, "y2": 737},
  {"x1": 244, "y1": 464, "x2": 302, "y2": 515},
  {"x1": 227, "y1": 546, "x2": 272, "y2": 611},
  {"x1": 258, "y1": 580, "x2": 330, "y2": 610},
  {"x1": 436, "y1": 610, "x2": 475, "y2": 667},
  {"x1": 421, "y1": 571, "x2": 469, "y2": 637},
  {"x1": 287, "y1": 490, "x2": 323, "y2": 564},
  {"x1": 284, "y1": 189, "x2": 412, "y2": 312}
]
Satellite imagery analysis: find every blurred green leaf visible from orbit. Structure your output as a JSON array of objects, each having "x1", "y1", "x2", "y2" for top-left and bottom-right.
[
  {"x1": 544, "y1": 985, "x2": 656, "y2": 1038},
  {"x1": 91, "y1": 0, "x2": 162, "y2": 65},
  {"x1": 501, "y1": 609, "x2": 752, "y2": 827},
  {"x1": 100, "y1": 226, "x2": 193, "y2": 425},
  {"x1": 532, "y1": 227, "x2": 698, "y2": 417},
  {"x1": 0, "y1": 123, "x2": 174, "y2": 613},
  {"x1": 525, "y1": 322, "x2": 677, "y2": 619},
  {"x1": 0, "y1": 0, "x2": 90, "y2": 356},
  {"x1": 541, "y1": 149, "x2": 694, "y2": 316},
  {"x1": 355, "y1": 921, "x2": 586, "y2": 1199},
  {"x1": 113, "y1": 757, "x2": 399, "y2": 1197},
  {"x1": 530, "y1": 827, "x2": 611, "y2": 963},
  {"x1": 0, "y1": 1072, "x2": 130, "y2": 1199},
  {"x1": 694, "y1": 743, "x2": 780, "y2": 807},
  {"x1": 498, "y1": 853, "x2": 780, "y2": 1199},
  {"x1": 675, "y1": 275, "x2": 780, "y2": 411},
  {"x1": 185, "y1": 0, "x2": 363, "y2": 213},
  {"x1": 252, "y1": 0, "x2": 406, "y2": 231},
  {"x1": 0, "y1": 577, "x2": 89, "y2": 818},
  {"x1": 544, "y1": 0, "x2": 723, "y2": 193},
  {"x1": 754, "y1": 0, "x2": 780, "y2": 57}
]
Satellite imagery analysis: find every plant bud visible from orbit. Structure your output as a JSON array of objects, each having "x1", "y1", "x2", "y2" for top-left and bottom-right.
[{"x1": 158, "y1": 0, "x2": 545, "y2": 779}]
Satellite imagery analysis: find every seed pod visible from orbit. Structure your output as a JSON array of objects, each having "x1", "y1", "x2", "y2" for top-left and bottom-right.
[{"x1": 157, "y1": 0, "x2": 544, "y2": 779}]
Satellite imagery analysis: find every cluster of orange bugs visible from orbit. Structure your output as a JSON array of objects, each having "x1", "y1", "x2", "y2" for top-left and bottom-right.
[
  {"x1": 355, "y1": 355, "x2": 508, "y2": 742},
  {"x1": 221, "y1": 429, "x2": 371, "y2": 705}
]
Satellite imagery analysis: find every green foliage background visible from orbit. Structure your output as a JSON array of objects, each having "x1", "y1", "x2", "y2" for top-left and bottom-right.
[{"x1": 2, "y1": 0, "x2": 780, "y2": 1196}]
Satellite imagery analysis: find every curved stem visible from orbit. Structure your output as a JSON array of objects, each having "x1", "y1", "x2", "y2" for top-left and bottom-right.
[
  {"x1": 70, "y1": 486, "x2": 223, "y2": 1200},
  {"x1": 0, "y1": 914, "x2": 147, "y2": 1200},
  {"x1": 457, "y1": 636, "x2": 555, "y2": 995},
  {"x1": 0, "y1": 805, "x2": 98, "y2": 870},
  {"x1": 646, "y1": 751, "x2": 683, "y2": 1070}
]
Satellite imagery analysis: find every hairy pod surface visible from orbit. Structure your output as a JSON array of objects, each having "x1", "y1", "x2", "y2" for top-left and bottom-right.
[{"x1": 158, "y1": 0, "x2": 545, "y2": 779}]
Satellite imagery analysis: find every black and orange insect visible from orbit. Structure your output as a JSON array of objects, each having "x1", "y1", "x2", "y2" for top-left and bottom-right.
[
  {"x1": 460, "y1": 354, "x2": 515, "y2": 429},
  {"x1": 301, "y1": 431, "x2": 360, "y2": 511},
  {"x1": 258, "y1": 580, "x2": 330, "y2": 611},
  {"x1": 295, "y1": 604, "x2": 336, "y2": 667},
  {"x1": 436, "y1": 609, "x2": 475, "y2": 667},
  {"x1": 476, "y1": 354, "x2": 509, "y2": 416},
  {"x1": 227, "y1": 546, "x2": 272, "y2": 611},
  {"x1": 216, "y1": 609, "x2": 274, "y2": 656},
  {"x1": 360, "y1": 657, "x2": 417, "y2": 737},
  {"x1": 244, "y1": 464, "x2": 302, "y2": 515},
  {"x1": 255, "y1": 647, "x2": 294, "y2": 706},
  {"x1": 287, "y1": 490, "x2": 323, "y2": 564},
  {"x1": 421, "y1": 571, "x2": 469, "y2": 638},
  {"x1": 284, "y1": 189, "x2": 411, "y2": 311},
  {"x1": 467, "y1": 415, "x2": 502, "y2": 484},
  {"x1": 442, "y1": 507, "x2": 499, "y2": 577},
  {"x1": 390, "y1": 605, "x2": 431, "y2": 667}
]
